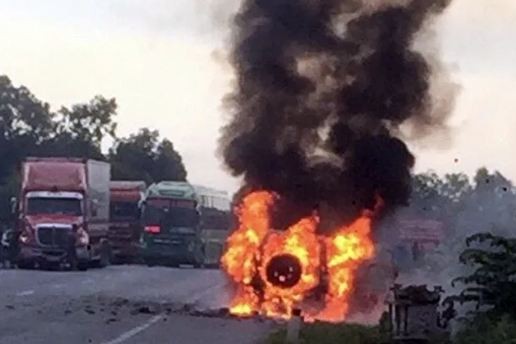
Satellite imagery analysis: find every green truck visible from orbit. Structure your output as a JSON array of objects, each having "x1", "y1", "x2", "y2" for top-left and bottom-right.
[{"x1": 140, "y1": 182, "x2": 231, "y2": 267}]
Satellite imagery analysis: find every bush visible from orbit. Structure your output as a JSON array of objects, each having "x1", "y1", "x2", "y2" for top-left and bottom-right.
[
  {"x1": 448, "y1": 233, "x2": 516, "y2": 344},
  {"x1": 265, "y1": 322, "x2": 387, "y2": 344},
  {"x1": 454, "y1": 314, "x2": 516, "y2": 344}
]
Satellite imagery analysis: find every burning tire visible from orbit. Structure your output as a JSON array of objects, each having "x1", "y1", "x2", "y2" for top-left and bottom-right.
[{"x1": 221, "y1": 191, "x2": 376, "y2": 322}]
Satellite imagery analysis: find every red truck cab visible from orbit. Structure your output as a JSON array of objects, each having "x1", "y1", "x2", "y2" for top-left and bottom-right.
[
  {"x1": 109, "y1": 181, "x2": 146, "y2": 263},
  {"x1": 16, "y1": 158, "x2": 111, "y2": 270}
]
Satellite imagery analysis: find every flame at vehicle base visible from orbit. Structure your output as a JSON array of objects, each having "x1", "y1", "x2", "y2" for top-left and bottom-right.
[{"x1": 221, "y1": 191, "x2": 376, "y2": 322}]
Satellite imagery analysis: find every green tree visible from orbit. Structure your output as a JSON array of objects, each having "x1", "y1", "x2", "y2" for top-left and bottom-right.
[
  {"x1": 0, "y1": 75, "x2": 118, "y2": 222},
  {"x1": 55, "y1": 95, "x2": 117, "y2": 146},
  {"x1": 447, "y1": 233, "x2": 516, "y2": 318},
  {"x1": 0, "y1": 75, "x2": 53, "y2": 142},
  {"x1": 410, "y1": 171, "x2": 472, "y2": 222},
  {"x1": 39, "y1": 96, "x2": 118, "y2": 159},
  {"x1": 0, "y1": 76, "x2": 54, "y2": 181},
  {"x1": 0, "y1": 76, "x2": 55, "y2": 222},
  {"x1": 447, "y1": 233, "x2": 516, "y2": 344},
  {"x1": 109, "y1": 128, "x2": 187, "y2": 184},
  {"x1": 0, "y1": 74, "x2": 189, "y2": 224},
  {"x1": 153, "y1": 139, "x2": 187, "y2": 182}
]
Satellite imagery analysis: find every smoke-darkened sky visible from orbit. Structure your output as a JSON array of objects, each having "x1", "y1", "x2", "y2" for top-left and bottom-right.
[{"x1": 0, "y1": 0, "x2": 514, "y2": 194}]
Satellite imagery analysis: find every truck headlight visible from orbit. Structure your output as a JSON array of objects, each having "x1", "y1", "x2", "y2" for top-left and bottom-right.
[{"x1": 77, "y1": 228, "x2": 89, "y2": 246}]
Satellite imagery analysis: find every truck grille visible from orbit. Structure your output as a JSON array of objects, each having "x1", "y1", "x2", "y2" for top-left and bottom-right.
[{"x1": 37, "y1": 227, "x2": 71, "y2": 248}]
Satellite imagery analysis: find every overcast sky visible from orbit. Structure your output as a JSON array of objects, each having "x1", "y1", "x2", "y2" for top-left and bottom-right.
[{"x1": 0, "y1": 0, "x2": 514, "y2": 193}]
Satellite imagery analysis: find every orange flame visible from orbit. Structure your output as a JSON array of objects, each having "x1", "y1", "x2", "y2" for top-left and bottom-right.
[
  {"x1": 317, "y1": 215, "x2": 375, "y2": 322},
  {"x1": 221, "y1": 191, "x2": 275, "y2": 316},
  {"x1": 221, "y1": 191, "x2": 377, "y2": 322}
]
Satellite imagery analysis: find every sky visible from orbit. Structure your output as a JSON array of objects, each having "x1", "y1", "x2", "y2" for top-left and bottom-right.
[{"x1": 0, "y1": 0, "x2": 514, "y2": 194}]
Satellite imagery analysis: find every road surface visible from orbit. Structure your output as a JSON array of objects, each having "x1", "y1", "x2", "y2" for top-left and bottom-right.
[{"x1": 0, "y1": 265, "x2": 274, "y2": 344}]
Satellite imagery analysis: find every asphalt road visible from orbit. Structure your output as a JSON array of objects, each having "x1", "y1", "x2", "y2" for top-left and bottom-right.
[{"x1": 0, "y1": 265, "x2": 274, "y2": 344}]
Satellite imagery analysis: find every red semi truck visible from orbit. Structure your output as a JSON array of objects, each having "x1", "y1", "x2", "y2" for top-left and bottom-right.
[
  {"x1": 109, "y1": 181, "x2": 146, "y2": 262},
  {"x1": 15, "y1": 158, "x2": 111, "y2": 270}
]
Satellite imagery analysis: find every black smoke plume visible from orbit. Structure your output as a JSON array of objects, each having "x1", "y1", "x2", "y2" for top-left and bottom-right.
[{"x1": 221, "y1": 0, "x2": 453, "y2": 231}]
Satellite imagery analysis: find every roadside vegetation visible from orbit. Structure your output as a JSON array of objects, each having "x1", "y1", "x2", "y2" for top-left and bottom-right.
[
  {"x1": 266, "y1": 323, "x2": 387, "y2": 344},
  {"x1": 449, "y1": 233, "x2": 516, "y2": 344},
  {"x1": 266, "y1": 232, "x2": 516, "y2": 344}
]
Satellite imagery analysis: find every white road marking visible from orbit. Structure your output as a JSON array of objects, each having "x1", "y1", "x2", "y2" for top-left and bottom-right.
[
  {"x1": 16, "y1": 290, "x2": 35, "y2": 296},
  {"x1": 101, "y1": 315, "x2": 163, "y2": 344}
]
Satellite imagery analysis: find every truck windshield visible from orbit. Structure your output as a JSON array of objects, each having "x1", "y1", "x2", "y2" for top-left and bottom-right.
[
  {"x1": 110, "y1": 202, "x2": 139, "y2": 221},
  {"x1": 27, "y1": 197, "x2": 82, "y2": 216},
  {"x1": 143, "y1": 199, "x2": 199, "y2": 228}
]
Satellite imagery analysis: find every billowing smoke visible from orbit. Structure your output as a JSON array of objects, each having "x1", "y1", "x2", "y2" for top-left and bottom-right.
[{"x1": 221, "y1": 0, "x2": 454, "y2": 231}]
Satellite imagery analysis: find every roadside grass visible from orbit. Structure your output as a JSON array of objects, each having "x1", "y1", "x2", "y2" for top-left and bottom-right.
[
  {"x1": 265, "y1": 322, "x2": 388, "y2": 344},
  {"x1": 453, "y1": 314, "x2": 516, "y2": 344},
  {"x1": 265, "y1": 316, "x2": 516, "y2": 344}
]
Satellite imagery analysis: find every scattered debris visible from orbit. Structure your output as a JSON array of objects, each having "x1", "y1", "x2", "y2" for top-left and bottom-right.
[
  {"x1": 188, "y1": 307, "x2": 230, "y2": 318},
  {"x1": 110, "y1": 298, "x2": 129, "y2": 308},
  {"x1": 72, "y1": 296, "x2": 269, "y2": 322},
  {"x1": 131, "y1": 305, "x2": 155, "y2": 315}
]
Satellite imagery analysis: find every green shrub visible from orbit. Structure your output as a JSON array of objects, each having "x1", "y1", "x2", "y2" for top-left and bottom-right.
[
  {"x1": 265, "y1": 322, "x2": 388, "y2": 344},
  {"x1": 454, "y1": 314, "x2": 516, "y2": 344}
]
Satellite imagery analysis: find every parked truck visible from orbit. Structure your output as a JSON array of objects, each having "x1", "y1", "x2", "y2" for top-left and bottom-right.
[
  {"x1": 109, "y1": 181, "x2": 146, "y2": 263},
  {"x1": 140, "y1": 181, "x2": 231, "y2": 268},
  {"x1": 15, "y1": 158, "x2": 111, "y2": 270}
]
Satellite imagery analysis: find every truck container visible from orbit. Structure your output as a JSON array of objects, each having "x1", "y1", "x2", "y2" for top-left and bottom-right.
[
  {"x1": 15, "y1": 158, "x2": 111, "y2": 270},
  {"x1": 109, "y1": 181, "x2": 146, "y2": 263}
]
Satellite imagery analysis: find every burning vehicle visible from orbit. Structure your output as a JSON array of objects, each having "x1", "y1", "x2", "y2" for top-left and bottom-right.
[
  {"x1": 222, "y1": 191, "x2": 377, "y2": 321},
  {"x1": 220, "y1": 0, "x2": 455, "y2": 322}
]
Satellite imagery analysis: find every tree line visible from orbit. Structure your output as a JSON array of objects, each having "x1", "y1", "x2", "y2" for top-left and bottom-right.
[
  {"x1": 0, "y1": 75, "x2": 187, "y2": 222},
  {"x1": 409, "y1": 168, "x2": 516, "y2": 242}
]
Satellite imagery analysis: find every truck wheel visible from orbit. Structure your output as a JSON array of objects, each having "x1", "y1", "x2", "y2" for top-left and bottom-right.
[
  {"x1": 17, "y1": 260, "x2": 34, "y2": 270},
  {"x1": 69, "y1": 256, "x2": 87, "y2": 271},
  {"x1": 77, "y1": 261, "x2": 89, "y2": 271},
  {"x1": 144, "y1": 257, "x2": 156, "y2": 267},
  {"x1": 68, "y1": 249, "x2": 88, "y2": 271},
  {"x1": 193, "y1": 247, "x2": 206, "y2": 269},
  {"x1": 98, "y1": 244, "x2": 111, "y2": 268},
  {"x1": 207, "y1": 261, "x2": 220, "y2": 270}
]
